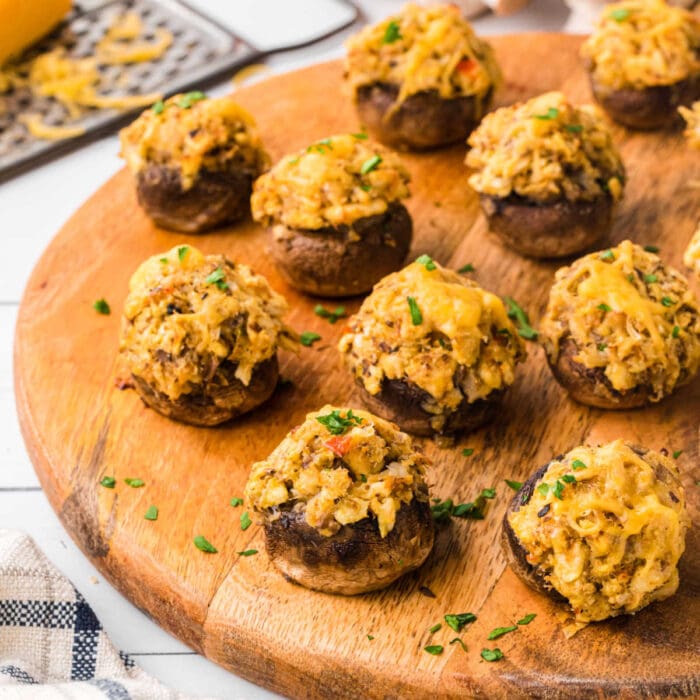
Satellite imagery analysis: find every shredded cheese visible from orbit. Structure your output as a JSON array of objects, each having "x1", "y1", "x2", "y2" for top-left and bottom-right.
[
  {"x1": 245, "y1": 406, "x2": 430, "y2": 538},
  {"x1": 339, "y1": 260, "x2": 526, "y2": 432},
  {"x1": 541, "y1": 240, "x2": 700, "y2": 399},
  {"x1": 508, "y1": 440, "x2": 689, "y2": 630}
]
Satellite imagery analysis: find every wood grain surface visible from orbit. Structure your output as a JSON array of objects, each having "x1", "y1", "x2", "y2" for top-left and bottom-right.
[{"x1": 14, "y1": 34, "x2": 700, "y2": 698}]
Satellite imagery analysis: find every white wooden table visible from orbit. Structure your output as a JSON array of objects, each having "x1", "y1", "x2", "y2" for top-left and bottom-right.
[{"x1": 0, "y1": 1, "x2": 585, "y2": 696}]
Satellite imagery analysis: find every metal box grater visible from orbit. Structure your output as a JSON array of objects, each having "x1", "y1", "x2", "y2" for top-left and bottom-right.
[{"x1": 0, "y1": 0, "x2": 358, "y2": 182}]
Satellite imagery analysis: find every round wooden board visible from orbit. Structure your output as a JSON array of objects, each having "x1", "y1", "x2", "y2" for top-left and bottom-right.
[{"x1": 15, "y1": 34, "x2": 700, "y2": 699}]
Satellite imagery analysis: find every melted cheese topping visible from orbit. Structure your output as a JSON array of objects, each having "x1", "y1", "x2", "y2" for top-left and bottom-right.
[
  {"x1": 345, "y1": 3, "x2": 500, "y2": 106},
  {"x1": 541, "y1": 240, "x2": 700, "y2": 399},
  {"x1": 338, "y1": 261, "x2": 526, "y2": 432},
  {"x1": 581, "y1": 0, "x2": 700, "y2": 91},
  {"x1": 684, "y1": 226, "x2": 700, "y2": 280},
  {"x1": 508, "y1": 441, "x2": 689, "y2": 628},
  {"x1": 466, "y1": 92, "x2": 625, "y2": 204},
  {"x1": 245, "y1": 406, "x2": 430, "y2": 538},
  {"x1": 120, "y1": 245, "x2": 296, "y2": 401},
  {"x1": 119, "y1": 94, "x2": 269, "y2": 191},
  {"x1": 680, "y1": 101, "x2": 700, "y2": 149},
  {"x1": 251, "y1": 134, "x2": 410, "y2": 230},
  {"x1": 1, "y1": 12, "x2": 172, "y2": 140}
]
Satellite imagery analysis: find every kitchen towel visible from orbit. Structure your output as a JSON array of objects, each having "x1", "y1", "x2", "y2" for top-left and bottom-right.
[{"x1": 0, "y1": 528, "x2": 204, "y2": 700}]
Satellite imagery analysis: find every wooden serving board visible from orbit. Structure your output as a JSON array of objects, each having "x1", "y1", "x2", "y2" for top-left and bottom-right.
[{"x1": 15, "y1": 35, "x2": 700, "y2": 698}]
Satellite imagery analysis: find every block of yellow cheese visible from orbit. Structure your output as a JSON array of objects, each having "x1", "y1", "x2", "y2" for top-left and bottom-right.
[{"x1": 0, "y1": 0, "x2": 72, "y2": 66}]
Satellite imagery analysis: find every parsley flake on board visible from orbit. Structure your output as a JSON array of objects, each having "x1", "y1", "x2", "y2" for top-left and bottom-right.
[
  {"x1": 124, "y1": 478, "x2": 145, "y2": 488},
  {"x1": 432, "y1": 488, "x2": 495, "y2": 521},
  {"x1": 177, "y1": 91, "x2": 206, "y2": 109},
  {"x1": 488, "y1": 625, "x2": 517, "y2": 640},
  {"x1": 382, "y1": 20, "x2": 402, "y2": 44},
  {"x1": 237, "y1": 549, "x2": 258, "y2": 557},
  {"x1": 299, "y1": 331, "x2": 321, "y2": 347},
  {"x1": 407, "y1": 296, "x2": 423, "y2": 325},
  {"x1": 444, "y1": 612, "x2": 477, "y2": 632},
  {"x1": 504, "y1": 297, "x2": 538, "y2": 339},
  {"x1": 316, "y1": 409, "x2": 363, "y2": 435},
  {"x1": 240, "y1": 511, "x2": 252, "y2": 531},
  {"x1": 360, "y1": 154, "x2": 382, "y2": 175},
  {"x1": 462, "y1": 448, "x2": 474, "y2": 457},
  {"x1": 314, "y1": 305, "x2": 346, "y2": 324},
  {"x1": 481, "y1": 648, "x2": 504, "y2": 662},
  {"x1": 450, "y1": 638, "x2": 468, "y2": 652},
  {"x1": 673, "y1": 450, "x2": 683, "y2": 459},
  {"x1": 429, "y1": 623, "x2": 442, "y2": 634},
  {"x1": 230, "y1": 497, "x2": 243, "y2": 507},
  {"x1": 505, "y1": 479, "x2": 522, "y2": 491},
  {"x1": 205, "y1": 267, "x2": 229, "y2": 291},
  {"x1": 352, "y1": 132, "x2": 368, "y2": 139},
  {"x1": 458, "y1": 263, "x2": 475, "y2": 273},
  {"x1": 367, "y1": 634, "x2": 374, "y2": 641},
  {"x1": 517, "y1": 613, "x2": 536, "y2": 625},
  {"x1": 644, "y1": 245, "x2": 660, "y2": 253},
  {"x1": 193, "y1": 535, "x2": 217, "y2": 553},
  {"x1": 144, "y1": 506, "x2": 158, "y2": 521},
  {"x1": 424, "y1": 645, "x2": 443, "y2": 655},
  {"x1": 93, "y1": 299, "x2": 110, "y2": 315},
  {"x1": 100, "y1": 476, "x2": 116, "y2": 489},
  {"x1": 416, "y1": 254, "x2": 437, "y2": 271}
]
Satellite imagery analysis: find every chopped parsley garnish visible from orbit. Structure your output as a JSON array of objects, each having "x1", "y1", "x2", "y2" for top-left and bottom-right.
[
  {"x1": 534, "y1": 107, "x2": 559, "y2": 120},
  {"x1": 644, "y1": 274, "x2": 657, "y2": 284},
  {"x1": 360, "y1": 184, "x2": 371, "y2": 192},
  {"x1": 407, "y1": 296, "x2": 423, "y2": 325},
  {"x1": 597, "y1": 303, "x2": 612, "y2": 312},
  {"x1": 565, "y1": 124, "x2": 583, "y2": 133},
  {"x1": 627, "y1": 274, "x2": 636, "y2": 283},
  {"x1": 673, "y1": 450, "x2": 683, "y2": 459},
  {"x1": 562, "y1": 474, "x2": 576, "y2": 484},
  {"x1": 177, "y1": 90, "x2": 206, "y2": 109},
  {"x1": 93, "y1": 299, "x2": 110, "y2": 315},
  {"x1": 124, "y1": 478, "x2": 145, "y2": 488},
  {"x1": 238, "y1": 549, "x2": 258, "y2": 556},
  {"x1": 178, "y1": 245, "x2": 189, "y2": 261},
  {"x1": 360, "y1": 154, "x2": 382, "y2": 175},
  {"x1": 424, "y1": 645, "x2": 443, "y2": 655},
  {"x1": 644, "y1": 245, "x2": 660, "y2": 253},
  {"x1": 429, "y1": 623, "x2": 442, "y2": 633},
  {"x1": 352, "y1": 132, "x2": 368, "y2": 139},
  {"x1": 382, "y1": 20, "x2": 402, "y2": 44},
  {"x1": 360, "y1": 474, "x2": 367, "y2": 483},
  {"x1": 661, "y1": 296, "x2": 675, "y2": 307},
  {"x1": 144, "y1": 505, "x2": 158, "y2": 521},
  {"x1": 597, "y1": 343, "x2": 607, "y2": 352},
  {"x1": 300, "y1": 331, "x2": 321, "y2": 347},
  {"x1": 194, "y1": 535, "x2": 217, "y2": 553},
  {"x1": 316, "y1": 409, "x2": 363, "y2": 435},
  {"x1": 432, "y1": 488, "x2": 495, "y2": 521},
  {"x1": 481, "y1": 648, "x2": 504, "y2": 662},
  {"x1": 672, "y1": 325, "x2": 680, "y2": 338},
  {"x1": 444, "y1": 612, "x2": 477, "y2": 632},
  {"x1": 571, "y1": 459, "x2": 587, "y2": 470},
  {"x1": 505, "y1": 479, "x2": 522, "y2": 491},
  {"x1": 610, "y1": 7, "x2": 630, "y2": 21},
  {"x1": 504, "y1": 297, "x2": 538, "y2": 339},
  {"x1": 462, "y1": 448, "x2": 474, "y2": 457},
  {"x1": 160, "y1": 257, "x2": 168, "y2": 263},
  {"x1": 367, "y1": 634, "x2": 374, "y2": 640},
  {"x1": 537, "y1": 483, "x2": 550, "y2": 496},
  {"x1": 152, "y1": 100, "x2": 165, "y2": 114},
  {"x1": 314, "y1": 304, "x2": 346, "y2": 324},
  {"x1": 552, "y1": 480, "x2": 566, "y2": 500},
  {"x1": 517, "y1": 613, "x2": 537, "y2": 625},
  {"x1": 230, "y1": 497, "x2": 243, "y2": 507},
  {"x1": 100, "y1": 476, "x2": 116, "y2": 489},
  {"x1": 450, "y1": 638, "x2": 468, "y2": 652},
  {"x1": 488, "y1": 625, "x2": 517, "y2": 640},
  {"x1": 599, "y1": 249, "x2": 615, "y2": 261},
  {"x1": 240, "y1": 511, "x2": 252, "y2": 531},
  {"x1": 416, "y1": 254, "x2": 437, "y2": 271},
  {"x1": 458, "y1": 263, "x2": 475, "y2": 273},
  {"x1": 205, "y1": 267, "x2": 229, "y2": 291}
]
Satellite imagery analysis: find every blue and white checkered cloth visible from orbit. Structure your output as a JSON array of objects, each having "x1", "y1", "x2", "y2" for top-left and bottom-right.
[{"x1": 0, "y1": 529, "x2": 199, "y2": 699}]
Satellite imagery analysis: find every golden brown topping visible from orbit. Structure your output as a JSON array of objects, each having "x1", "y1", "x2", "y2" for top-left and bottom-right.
[
  {"x1": 339, "y1": 261, "x2": 526, "y2": 431},
  {"x1": 119, "y1": 94, "x2": 270, "y2": 190},
  {"x1": 684, "y1": 225, "x2": 700, "y2": 279},
  {"x1": 251, "y1": 133, "x2": 410, "y2": 230},
  {"x1": 245, "y1": 406, "x2": 430, "y2": 538},
  {"x1": 120, "y1": 245, "x2": 296, "y2": 401},
  {"x1": 345, "y1": 3, "x2": 500, "y2": 105},
  {"x1": 466, "y1": 92, "x2": 625, "y2": 204},
  {"x1": 508, "y1": 440, "x2": 688, "y2": 630},
  {"x1": 541, "y1": 240, "x2": 700, "y2": 399},
  {"x1": 581, "y1": 0, "x2": 700, "y2": 91},
  {"x1": 680, "y1": 101, "x2": 700, "y2": 149}
]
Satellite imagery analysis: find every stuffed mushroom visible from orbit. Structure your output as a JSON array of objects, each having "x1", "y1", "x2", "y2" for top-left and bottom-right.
[
  {"x1": 119, "y1": 92, "x2": 270, "y2": 233},
  {"x1": 244, "y1": 406, "x2": 434, "y2": 594},
  {"x1": 580, "y1": 0, "x2": 700, "y2": 130},
  {"x1": 502, "y1": 440, "x2": 689, "y2": 635},
  {"x1": 344, "y1": 3, "x2": 501, "y2": 150},
  {"x1": 540, "y1": 240, "x2": 700, "y2": 409},
  {"x1": 338, "y1": 257, "x2": 526, "y2": 437},
  {"x1": 466, "y1": 92, "x2": 625, "y2": 258},
  {"x1": 119, "y1": 245, "x2": 296, "y2": 426},
  {"x1": 251, "y1": 133, "x2": 412, "y2": 297}
]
